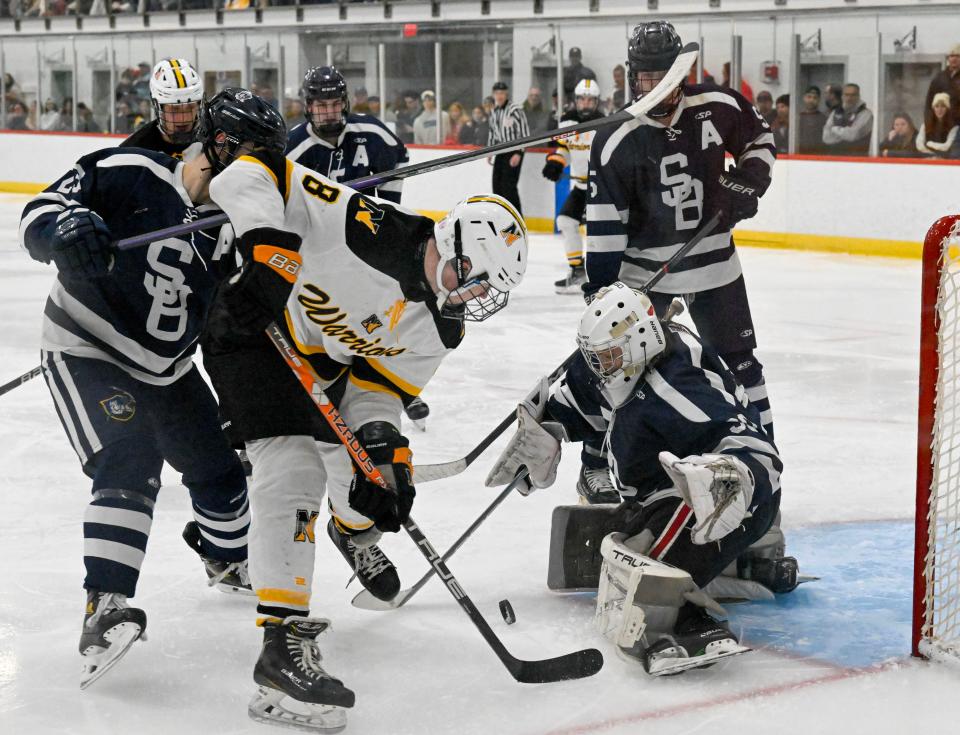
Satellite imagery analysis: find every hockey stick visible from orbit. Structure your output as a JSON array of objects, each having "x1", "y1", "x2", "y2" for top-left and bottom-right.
[
  {"x1": 265, "y1": 321, "x2": 603, "y2": 683},
  {"x1": 413, "y1": 209, "x2": 723, "y2": 484},
  {"x1": 352, "y1": 469, "x2": 531, "y2": 611},
  {"x1": 0, "y1": 366, "x2": 42, "y2": 398},
  {"x1": 107, "y1": 42, "x2": 700, "y2": 252}
]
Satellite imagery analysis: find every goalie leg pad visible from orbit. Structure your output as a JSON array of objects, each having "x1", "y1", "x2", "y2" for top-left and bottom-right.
[{"x1": 547, "y1": 504, "x2": 635, "y2": 591}]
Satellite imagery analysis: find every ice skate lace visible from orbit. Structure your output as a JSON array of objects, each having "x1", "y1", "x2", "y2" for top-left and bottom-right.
[
  {"x1": 582, "y1": 468, "x2": 615, "y2": 494},
  {"x1": 289, "y1": 631, "x2": 331, "y2": 679},
  {"x1": 352, "y1": 543, "x2": 393, "y2": 579},
  {"x1": 207, "y1": 559, "x2": 251, "y2": 588},
  {"x1": 85, "y1": 592, "x2": 128, "y2": 629}
]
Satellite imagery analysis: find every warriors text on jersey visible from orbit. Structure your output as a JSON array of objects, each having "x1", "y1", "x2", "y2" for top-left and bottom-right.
[
  {"x1": 19, "y1": 147, "x2": 233, "y2": 385},
  {"x1": 208, "y1": 151, "x2": 461, "y2": 405},
  {"x1": 285, "y1": 114, "x2": 408, "y2": 204},
  {"x1": 586, "y1": 83, "x2": 776, "y2": 293},
  {"x1": 548, "y1": 323, "x2": 781, "y2": 508},
  {"x1": 551, "y1": 109, "x2": 604, "y2": 189}
]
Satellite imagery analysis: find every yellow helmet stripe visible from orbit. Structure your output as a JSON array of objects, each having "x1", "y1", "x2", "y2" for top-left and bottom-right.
[
  {"x1": 466, "y1": 195, "x2": 527, "y2": 237},
  {"x1": 169, "y1": 58, "x2": 186, "y2": 89}
]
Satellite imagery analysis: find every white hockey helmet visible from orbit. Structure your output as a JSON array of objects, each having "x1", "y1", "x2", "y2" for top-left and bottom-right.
[
  {"x1": 149, "y1": 58, "x2": 203, "y2": 144},
  {"x1": 577, "y1": 282, "x2": 666, "y2": 383},
  {"x1": 432, "y1": 194, "x2": 528, "y2": 322},
  {"x1": 575, "y1": 78, "x2": 601, "y2": 113}
]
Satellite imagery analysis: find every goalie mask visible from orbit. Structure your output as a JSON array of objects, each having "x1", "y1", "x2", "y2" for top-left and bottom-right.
[
  {"x1": 432, "y1": 194, "x2": 528, "y2": 322},
  {"x1": 198, "y1": 88, "x2": 287, "y2": 175},
  {"x1": 149, "y1": 58, "x2": 203, "y2": 145},
  {"x1": 626, "y1": 21, "x2": 684, "y2": 118},
  {"x1": 578, "y1": 282, "x2": 666, "y2": 384}
]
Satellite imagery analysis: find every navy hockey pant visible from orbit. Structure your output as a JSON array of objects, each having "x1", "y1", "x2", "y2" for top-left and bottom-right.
[{"x1": 41, "y1": 352, "x2": 248, "y2": 598}]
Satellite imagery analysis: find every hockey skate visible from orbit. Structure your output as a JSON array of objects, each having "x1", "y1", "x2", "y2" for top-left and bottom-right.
[
  {"x1": 640, "y1": 603, "x2": 750, "y2": 677},
  {"x1": 576, "y1": 466, "x2": 620, "y2": 505},
  {"x1": 249, "y1": 617, "x2": 355, "y2": 733},
  {"x1": 327, "y1": 519, "x2": 400, "y2": 602},
  {"x1": 554, "y1": 265, "x2": 586, "y2": 295},
  {"x1": 404, "y1": 396, "x2": 430, "y2": 432},
  {"x1": 79, "y1": 590, "x2": 147, "y2": 690},
  {"x1": 182, "y1": 521, "x2": 254, "y2": 595}
]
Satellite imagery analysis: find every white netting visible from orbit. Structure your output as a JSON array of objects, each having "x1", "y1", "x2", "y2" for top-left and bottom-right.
[{"x1": 922, "y1": 215, "x2": 960, "y2": 665}]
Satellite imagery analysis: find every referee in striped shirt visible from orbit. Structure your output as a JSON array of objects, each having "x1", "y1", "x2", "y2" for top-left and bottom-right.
[{"x1": 488, "y1": 81, "x2": 530, "y2": 215}]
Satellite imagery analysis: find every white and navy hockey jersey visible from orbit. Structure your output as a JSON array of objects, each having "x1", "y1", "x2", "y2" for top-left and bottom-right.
[
  {"x1": 586, "y1": 83, "x2": 776, "y2": 293},
  {"x1": 548, "y1": 323, "x2": 781, "y2": 509},
  {"x1": 285, "y1": 114, "x2": 408, "y2": 204},
  {"x1": 208, "y1": 151, "x2": 462, "y2": 412},
  {"x1": 19, "y1": 147, "x2": 232, "y2": 385},
  {"x1": 550, "y1": 109, "x2": 605, "y2": 190}
]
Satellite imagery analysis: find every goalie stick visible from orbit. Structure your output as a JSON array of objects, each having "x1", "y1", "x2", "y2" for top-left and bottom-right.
[
  {"x1": 101, "y1": 42, "x2": 700, "y2": 252},
  {"x1": 264, "y1": 322, "x2": 604, "y2": 684},
  {"x1": 413, "y1": 210, "x2": 723, "y2": 484},
  {"x1": 352, "y1": 469, "x2": 531, "y2": 611}
]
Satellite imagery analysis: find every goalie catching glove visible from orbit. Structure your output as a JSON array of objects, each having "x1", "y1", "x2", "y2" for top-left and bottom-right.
[
  {"x1": 485, "y1": 377, "x2": 566, "y2": 493},
  {"x1": 658, "y1": 452, "x2": 754, "y2": 545},
  {"x1": 348, "y1": 422, "x2": 416, "y2": 533}
]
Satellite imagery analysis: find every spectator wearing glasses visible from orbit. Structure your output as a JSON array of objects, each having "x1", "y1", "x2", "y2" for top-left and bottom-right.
[{"x1": 822, "y1": 83, "x2": 873, "y2": 156}]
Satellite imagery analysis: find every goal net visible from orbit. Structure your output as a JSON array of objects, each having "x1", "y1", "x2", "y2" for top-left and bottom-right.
[{"x1": 915, "y1": 214, "x2": 960, "y2": 665}]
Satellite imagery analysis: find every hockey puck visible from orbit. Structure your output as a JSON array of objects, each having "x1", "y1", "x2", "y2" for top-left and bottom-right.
[{"x1": 499, "y1": 599, "x2": 516, "y2": 625}]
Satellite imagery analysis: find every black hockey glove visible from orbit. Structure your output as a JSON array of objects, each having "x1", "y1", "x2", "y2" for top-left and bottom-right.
[
  {"x1": 50, "y1": 208, "x2": 114, "y2": 280},
  {"x1": 715, "y1": 167, "x2": 762, "y2": 230},
  {"x1": 582, "y1": 281, "x2": 603, "y2": 304},
  {"x1": 348, "y1": 422, "x2": 416, "y2": 533},
  {"x1": 205, "y1": 228, "x2": 302, "y2": 341},
  {"x1": 541, "y1": 154, "x2": 566, "y2": 182}
]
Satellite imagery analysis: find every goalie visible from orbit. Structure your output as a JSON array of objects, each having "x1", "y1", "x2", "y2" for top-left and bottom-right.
[{"x1": 486, "y1": 282, "x2": 782, "y2": 675}]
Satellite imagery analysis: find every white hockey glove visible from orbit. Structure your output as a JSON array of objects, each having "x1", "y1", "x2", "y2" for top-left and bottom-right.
[
  {"x1": 658, "y1": 452, "x2": 755, "y2": 545},
  {"x1": 485, "y1": 377, "x2": 566, "y2": 494}
]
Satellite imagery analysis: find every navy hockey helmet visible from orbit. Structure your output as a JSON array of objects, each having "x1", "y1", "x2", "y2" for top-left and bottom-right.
[
  {"x1": 626, "y1": 21, "x2": 685, "y2": 116},
  {"x1": 302, "y1": 66, "x2": 350, "y2": 137},
  {"x1": 197, "y1": 88, "x2": 287, "y2": 174}
]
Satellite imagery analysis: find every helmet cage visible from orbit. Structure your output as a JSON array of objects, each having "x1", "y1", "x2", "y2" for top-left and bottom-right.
[
  {"x1": 438, "y1": 220, "x2": 511, "y2": 322},
  {"x1": 578, "y1": 324, "x2": 646, "y2": 383},
  {"x1": 301, "y1": 67, "x2": 350, "y2": 137},
  {"x1": 153, "y1": 99, "x2": 201, "y2": 145},
  {"x1": 628, "y1": 69, "x2": 683, "y2": 117}
]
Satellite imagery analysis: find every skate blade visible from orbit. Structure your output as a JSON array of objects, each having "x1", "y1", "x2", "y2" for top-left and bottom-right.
[
  {"x1": 410, "y1": 417, "x2": 427, "y2": 432},
  {"x1": 79, "y1": 621, "x2": 144, "y2": 690},
  {"x1": 249, "y1": 686, "x2": 348, "y2": 733},
  {"x1": 214, "y1": 582, "x2": 257, "y2": 596},
  {"x1": 350, "y1": 587, "x2": 411, "y2": 611},
  {"x1": 555, "y1": 285, "x2": 584, "y2": 295},
  {"x1": 645, "y1": 641, "x2": 751, "y2": 677}
]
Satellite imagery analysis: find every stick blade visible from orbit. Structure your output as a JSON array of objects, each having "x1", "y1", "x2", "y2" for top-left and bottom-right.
[
  {"x1": 413, "y1": 459, "x2": 467, "y2": 484},
  {"x1": 508, "y1": 648, "x2": 604, "y2": 684}
]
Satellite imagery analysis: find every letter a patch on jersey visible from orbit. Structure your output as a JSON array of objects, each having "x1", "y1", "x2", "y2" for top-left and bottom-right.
[
  {"x1": 355, "y1": 198, "x2": 385, "y2": 234},
  {"x1": 294, "y1": 509, "x2": 319, "y2": 543}
]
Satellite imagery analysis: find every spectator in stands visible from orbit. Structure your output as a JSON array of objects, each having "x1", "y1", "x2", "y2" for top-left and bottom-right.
[
  {"x1": 367, "y1": 96, "x2": 382, "y2": 119},
  {"x1": 55, "y1": 98, "x2": 74, "y2": 131},
  {"x1": 755, "y1": 90, "x2": 776, "y2": 125},
  {"x1": 562, "y1": 47, "x2": 597, "y2": 102},
  {"x1": 822, "y1": 83, "x2": 873, "y2": 156},
  {"x1": 133, "y1": 98, "x2": 152, "y2": 130},
  {"x1": 721, "y1": 61, "x2": 754, "y2": 103},
  {"x1": 925, "y1": 44, "x2": 960, "y2": 121},
  {"x1": 797, "y1": 85, "x2": 826, "y2": 154},
  {"x1": 445, "y1": 101, "x2": 466, "y2": 144},
  {"x1": 824, "y1": 84, "x2": 843, "y2": 114},
  {"x1": 414, "y1": 90, "x2": 449, "y2": 144},
  {"x1": 523, "y1": 86, "x2": 550, "y2": 134},
  {"x1": 608, "y1": 64, "x2": 625, "y2": 113},
  {"x1": 3, "y1": 73, "x2": 21, "y2": 105},
  {"x1": 459, "y1": 105, "x2": 488, "y2": 146},
  {"x1": 353, "y1": 87, "x2": 370, "y2": 114},
  {"x1": 132, "y1": 63, "x2": 151, "y2": 99},
  {"x1": 39, "y1": 98, "x2": 60, "y2": 131},
  {"x1": 75, "y1": 102, "x2": 101, "y2": 133},
  {"x1": 917, "y1": 92, "x2": 959, "y2": 158},
  {"x1": 394, "y1": 91, "x2": 419, "y2": 144},
  {"x1": 879, "y1": 112, "x2": 918, "y2": 158},
  {"x1": 284, "y1": 98, "x2": 304, "y2": 123},
  {"x1": 259, "y1": 85, "x2": 278, "y2": 111},
  {"x1": 772, "y1": 94, "x2": 789, "y2": 153},
  {"x1": 6, "y1": 100, "x2": 29, "y2": 130},
  {"x1": 115, "y1": 100, "x2": 135, "y2": 135}
]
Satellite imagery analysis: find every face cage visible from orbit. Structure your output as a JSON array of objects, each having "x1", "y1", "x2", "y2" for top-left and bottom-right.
[
  {"x1": 438, "y1": 219, "x2": 512, "y2": 322},
  {"x1": 575, "y1": 95, "x2": 600, "y2": 114},
  {"x1": 306, "y1": 97, "x2": 346, "y2": 135},
  {"x1": 577, "y1": 333, "x2": 641, "y2": 382},
  {"x1": 153, "y1": 100, "x2": 200, "y2": 144},
  {"x1": 629, "y1": 71, "x2": 683, "y2": 118},
  {"x1": 204, "y1": 131, "x2": 246, "y2": 175}
]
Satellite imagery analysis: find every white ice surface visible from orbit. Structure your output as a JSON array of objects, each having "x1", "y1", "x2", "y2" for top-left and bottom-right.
[{"x1": 1, "y1": 190, "x2": 959, "y2": 733}]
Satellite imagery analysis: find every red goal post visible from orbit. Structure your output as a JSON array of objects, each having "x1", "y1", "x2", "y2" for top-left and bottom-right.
[{"x1": 915, "y1": 214, "x2": 960, "y2": 663}]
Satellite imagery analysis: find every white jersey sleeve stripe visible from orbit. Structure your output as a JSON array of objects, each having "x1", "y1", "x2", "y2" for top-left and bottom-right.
[
  {"x1": 586, "y1": 233, "x2": 629, "y2": 252},
  {"x1": 682, "y1": 91, "x2": 741, "y2": 111},
  {"x1": 586, "y1": 203, "x2": 622, "y2": 221},
  {"x1": 646, "y1": 368, "x2": 711, "y2": 422},
  {"x1": 739, "y1": 148, "x2": 776, "y2": 169}
]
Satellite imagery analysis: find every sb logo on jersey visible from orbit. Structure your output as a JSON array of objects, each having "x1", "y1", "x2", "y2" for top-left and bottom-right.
[{"x1": 355, "y1": 198, "x2": 385, "y2": 235}]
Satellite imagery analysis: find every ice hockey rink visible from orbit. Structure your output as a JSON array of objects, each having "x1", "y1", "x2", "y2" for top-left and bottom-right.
[{"x1": 1, "y1": 189, "x2": 958, "y2": 734}]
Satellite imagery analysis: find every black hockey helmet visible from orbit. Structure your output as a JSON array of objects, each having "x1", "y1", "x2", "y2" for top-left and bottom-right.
[
  {"x1": 301, "y1": 66, "x2": 350, "y2": 136},
  {"x1": 626, "y1": 21, "x2": 684, "y2": 116},
  {"x1": 197, "y1": 87, "x2": 287, "y2": 174}
]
